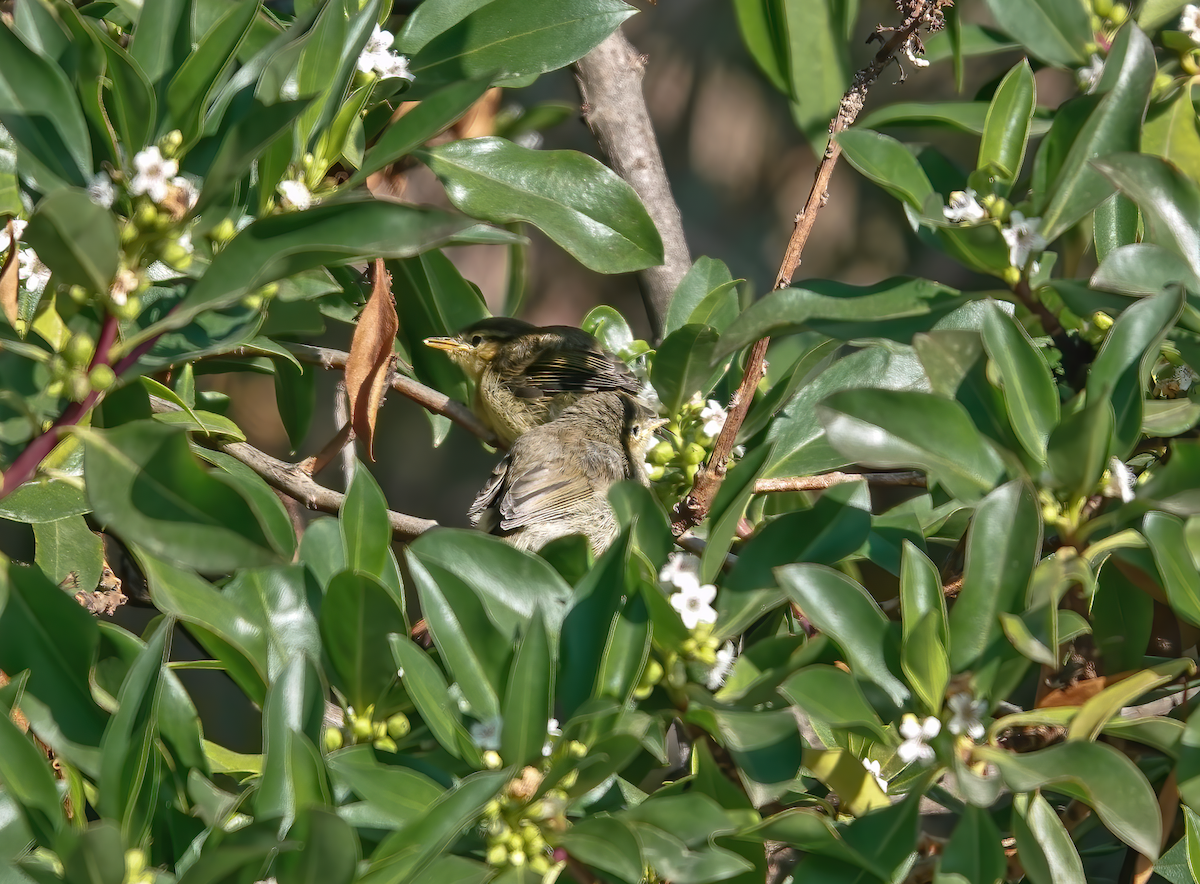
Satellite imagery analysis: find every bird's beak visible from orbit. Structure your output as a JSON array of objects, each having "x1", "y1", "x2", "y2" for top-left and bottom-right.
[
  {"x1": 647, "y1": 417, "x2": 670, "y2": 434},
  {"x1": 424, "y1": 336, "x2": 471, "y2": 353}
]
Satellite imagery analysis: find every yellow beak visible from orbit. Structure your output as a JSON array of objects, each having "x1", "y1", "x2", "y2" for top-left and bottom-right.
[{"x1": 424, "y1": 336, "x2": 471, "y2": 353}]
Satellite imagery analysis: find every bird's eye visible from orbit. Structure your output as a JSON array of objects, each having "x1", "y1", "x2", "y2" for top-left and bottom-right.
[
  {"x1": 470, "y1": 335, "x2": 483, "y2": 346},
  {"x1": 631, "y1": 424, "x2": 641, "y2": 435}
]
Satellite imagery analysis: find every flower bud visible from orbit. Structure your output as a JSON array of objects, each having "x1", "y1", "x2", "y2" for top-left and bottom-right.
[
  {"x1": 387, "y1": 712, "x2": 411, "y2": 739},
  {"x1": 161, "y1": 129, "x2": 184, "y2": 157},
  {"x1": 352, "y1": 717, "x2": 374, "y2": 742},
  {"x1": 119, "y1": 220, "x2": 138, "y2": 244},
  {"x1": 162, "y1": 242, "x2": 191, "y2": 267},
  {"x1": 1090, "y1": 311, "x2": 1114, "y2": 331},
  {"x1": 1185, "y1": 51, "x2": 1200, "y2": 77},
  {"x1": 529, "y1": 855, "x2": 551, "y2": 874},
  {"x1": 48, "y1": 355, "x2": 68, "y2": 379},
  {"x1": 210, "y1": 218, "x2": 237, "y2": 244},
  {"x1": 240, "y1": 293, "x2": 264, "y2": 311},
  {"x1": 89, "y1": 365, "x2": 116, "y2": 392},
  {"x1": 259, "y1": 282, "x2": 280, "y2": 300},
  {"x1": 373, "y1": 735, "x2": 398, "y2": 753},
  {"x1": 324, "y1": 728, "x2": 344, "y2": 752},
  {"x1": 64, "y1": 333, "x2": 95, "y2": 368},
  {"x1": 1108, "y1": 3, "x2": 1127, "y2": 24},
  {"x1": 1001, "y1": 266, "x2": 1022, "y2": 287},
  {"x1": 113, "y1": 295, "x2": 142, "y2": 321},
  {"x1": 68, "y1": 373, "x2": 91, "y2": 402},
  {"x1": 509, "y1": 850, "x2": 526, "y2": 867},
  {"x1": 683, "y1": 442, "x2": 707, "y2": 465},
  {"x1": 1092, "y1": 0, "x2": 1112, "y2": 16},
  {"x1": 134, "y1": 203, "x2": 158, "y2": 229},
  {"x1": 68, "y1": 285, "x2": 90, "y2": 304},
  {"x1": 486, "y1": 844, "x2": 508, "y2": 866},
  {"x1": 483, "y1": 750, "x2": 503, "y2": 769},
  {"x1": 648, "y1": 440, "x2": 674, "y2": 465},
  {"x1": 646, "y1": 465, "x2": 666, "y2": 482}
]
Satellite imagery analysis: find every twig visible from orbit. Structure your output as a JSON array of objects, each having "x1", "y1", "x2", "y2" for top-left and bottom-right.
[
  {"x1": 301, "y1": 419, "x2": 355, "y2": 478},
  {"x1": 754, "y1": 471, "x2": 927, "y2": 493},
  {"x1": 148, "y1": 396, "x2": 439, "y2": 541},
  {"x1": 574, "y1": 30, "x2": 691, "y2": 341},
  {"x1": 669, "y1": 0, "x2": 950, "y2": 537},
  {"x1": 1013, "y1": 276, "x2": 1064, "y2": 337},
  {"x1": 284, "y1": 343, "x2": 500, "y2": 447}
]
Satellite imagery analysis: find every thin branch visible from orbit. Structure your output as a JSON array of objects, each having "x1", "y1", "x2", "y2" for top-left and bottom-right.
[
  {"x1": 670, "y1": 0, "x2": 950, "y2": 537},
  {"x1": 149, "y1": 396, "x2": 439, "y2": 541},
  {"x1": 755, "y1": 471, "x2": 927, "y2": 493},
  {"x1": 1013, "y1": 276, "x2": 1063, "y2": 338},
  {"x1": 285, "y1": 343, "x2": 500, "y2": 447},
  {"x1": 574, "y1": 30, "x2": 691, "y2": 342}
]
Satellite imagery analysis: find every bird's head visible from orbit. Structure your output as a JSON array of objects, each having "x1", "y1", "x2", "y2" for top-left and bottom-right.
[{"x1": 423, "y1": 317, "x2": 537, "y2": 379}]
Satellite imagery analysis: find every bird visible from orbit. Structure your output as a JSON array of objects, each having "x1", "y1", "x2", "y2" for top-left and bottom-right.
[
  {"x1": 468, "y1": 391, "x2": 666, "y2": 554},
  {"x1": 424, "y1": 317, "x2": 643, "y2": 448}
]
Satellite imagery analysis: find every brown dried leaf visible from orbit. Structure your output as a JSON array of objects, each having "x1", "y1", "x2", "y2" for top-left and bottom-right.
[
  {"x1": 1, "y1": 220, "x2": 19, "y2": 328},
  {"x1": 345, "y1": 257, "x2": 398, "y2": 461}
]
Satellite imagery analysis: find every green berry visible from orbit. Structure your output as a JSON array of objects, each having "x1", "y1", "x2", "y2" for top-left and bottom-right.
[
  {"x1": 1093, "y1": 0, "x2": 1112, "y2": 16},
  {"x1": 1108, "y1": 3, "x2": 1127, "y2": 24},
  {"x1": 324, "y1": 728, "x2": 344, "y2": 752},
  {"x1": 683, "y1": 442, "x2": 707, "y2": 465},
  {"x1": 210, "y1": 218, "x2": 237, "y2": 243},
  {"x1": 88, "y1": 365, "x2": 116, "y2": 392},
  {"x1": 64, "y1": 333, "x2": 95, "y2": 368},
  {"x1": 387, "y1": 713, "x2": 411, "y2": 739},
  {"x1": 134, "y1": 203, "x2": 158, "y2": 229},
  {"x1": 352, "y1": 717, "x2": 373, "y2": 742},
  {"x1": 648, "y1": 440, "x2": 674, "y2": 465}
]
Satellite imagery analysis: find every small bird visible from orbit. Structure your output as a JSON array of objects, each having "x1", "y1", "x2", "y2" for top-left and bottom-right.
[
  {"x1": 424, "y1": 317, "x2": 643, "y2": 447},
  {"x1": 469, "y1": 391, "x2": 666, "y2": 554}
]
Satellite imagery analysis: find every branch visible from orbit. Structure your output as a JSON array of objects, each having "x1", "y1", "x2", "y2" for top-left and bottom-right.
[
  {"x1": 149, "y1": 396, "x2": 439, "y2": 541},
  {"x1": 670, "y1": 0, "x2": 950, "y2": 537},
  {"x1": 285, "y1": 343, "x2": 501, "y2": 447},
  {"x1": 755, "y1": 471, "x2": 927, "y2": 493},
  {"x1": 574, "y1": 30, "x2": 691, "y2": 342}
]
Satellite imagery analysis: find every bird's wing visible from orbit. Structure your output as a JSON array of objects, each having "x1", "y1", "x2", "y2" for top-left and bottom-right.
[
  {"x1": 495, "y1": 441, "x2": 627, "y2": 531},
  {"x1": 468, "y1": 459, "x2": 509, "y2": 531},
  {"x1": 512, "y1": 346, "x2": 641, "y2": 398}
]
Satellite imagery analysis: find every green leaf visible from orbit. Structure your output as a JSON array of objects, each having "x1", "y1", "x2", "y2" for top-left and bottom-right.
[
  {"x1": 779, "y1": 564, "x2": 908, "y2": 705},
  {"x1": 818, "y1": 388, "x2": 1006, "y2": 502},
  {"x1": 983, "y1": 0, "x2": 1091, "y2": 66},
  {"x1": 419, "y1": 137, "x2": 664, "y2": 274},
  {"x1": 33, "y1": 516, "x2": 102, "y2": 594},
  {"x1": 665, "y1": 257, "x2": 736, "y2": 337},
  {"x1": 940, "y1": 805, "x2": 1005, "y2": 884},
  {"x1": 899, "y1": 540, "x2": 948, "y2": 648},
  {"x1": 349, "y1": 76, "x2": 493, "y2": 187},
  {"x1": 275, "y1": 807, "x2": 359, "y2": 884},
  {"x1": 98, "y1": 619, "x2": 169, "y2": 843},
  {"x1": 340, "y1": 462, "x2": 393, "y2": 581},
  {"x1": 836, "y1": 129, "x2": 934, "y2": 212},
  {"x1": 23, "y1": 189, "x2": 120, "y2": 293},
  {"x1": 902, "y1": 610, "x2": 950, "y2": 714},
  {"x1": 975, "y1": 741, "x2": 1161, "y2": 858},
  {"x1": 0, "y1": 479, "x2": 89, "y2": 523},
  {"x1": 127, "y1": 201, "x2": 511, "y2": 348},
  {"x1": 321, "y1": 571, "x2": 407, "y2": 712},
  {"x1": 1143, "y1": 86, "x2": 1200, "y2": 183},
  {"x1": 651, "y1": 324, "x2": 721, "y2": 417},
  {"x1": 1045, "y1": 395, "x2": 1113, "y2": 499},
  {"x1": 77, "y1": 421, "x2": 279, "y2": 572},
  {"x1": 978, "y1": 60, "x2": 1036, "y2": 192},
  {"x1": 1039, "y1": 25, "x2": 1156, "y2": 242},
  {"x1": 1095, "y1": 152, "x2": 1200, "y2": 281},
  {"x1": 0, "y1": 688, "x2": 65, "y2": 843},
  {"x1": 327, "y1": 746, "x2": 443, "y2": 827},
  {"x1": 559, "y1": 817, "x2": 643, "y2": 883},
  {"x1": 1145, "y1": 511, "x2": 1200, "y2": 627},
  {"x1": 731, "y1": 0, "x2": 790, "y2": 96},
  {"x1": 715, "y1": 277, "x2": 960, "y2": 359},
  {"x1": 360, "y1": 770, "x2": 509, "y2": 884},
  {"x1": 0, "y1": 21, "x2": 92, "y2": 184},
  {"x1": 1093, "y1": 193, "x2": 1140, "y2": 264},
  {"x1": 801, "y1": 748, "x2": 891, "y2": 818},
  {"x1": 780, "y1": 665, "x2": 887, "y2": 740},
  {"x1": 401, "y1": 0, "x2": 637, "y2": 92},
  {"x1": 1068, "y1": 658, "x2": 1193, "y2": 741},
  {"x1": 981, "y1": 301, "x2": 1059, "y2": 462},
  {"x1": 501, "y1": 609, "x2": 553, "y2": 767},
  {"x1": 784, "y1": 0, "x2": 852, "y2": 144},
  {"x1": 1012, "y1": 791, "x2": 1086, "y2": 884},
  {"x1": 255, "y1": 656, "x2": 329, "y2": 825},
  {"x1": 127, "y1": 0, "x2": 188, "y2": 94},
  {"x1": 60, "y1": 822, "x2": 126, "y2": 884},
  {"x1": 947, "y1": 480, "x2": 1042, "y2": 671},
  {"x1": 389, "y1": 634, "x2": 480, "y2": 764}
]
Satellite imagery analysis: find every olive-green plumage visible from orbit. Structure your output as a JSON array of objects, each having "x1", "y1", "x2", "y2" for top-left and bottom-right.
[
  {"x1": 468, "y1": 391, "x2": 665, "y2": 554},
  {"x1": 425, "y1": 317, "x2": 642, "y2": 448}
]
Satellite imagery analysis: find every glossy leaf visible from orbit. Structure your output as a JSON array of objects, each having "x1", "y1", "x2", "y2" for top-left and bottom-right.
[
  {"x1": 940, "y1": 805, "x2": 1005, "y2": 884},
  {"x1": 1143, "y1": 85, "x2": 1200, "y2": 183},
  {"x1": 975, "y1": 741, "x2": 1161, "y2": 858},
  {"x1": 779, "y1": 564, "x2": 908, "y2": 704},
  {"x1": 1012, "y1": 791, "x2": 1086, "y2": 884},
  {"x1": 979, "y1": 60, "x2": 1036, "y2": 191},
  {"x1": 651, "y1": 324, "x2": 722, "y2": 415},
  {"x1": 321, "y1": 571, "x2": 406, "y2": 711},
  {"x1": 420, "y1": 137, "x2": 664, "y2": 274},
  {"x1": 983, "y1": 0, "x2": 1091, "y2": 66},
  {"x1": 33, "y1": 515, "x2": 103, "y2": 594},
  {"x1": 77, "y1": 421, "x2": 280, "y2": 572},
  {"x1": 340, "y1": 462, "x2": 393, "y2": 581},
  {"x1": 1145, "y1": 511, "x2": 1200, "y2": 627},
  {"x1": 664, "y1": 256, "x2": 740, "y2": 337},
  {"x1": 818, "y1": 388, "x2": 1006, "y2": 502},
  {"x1": 780, "y1": 665, "x2": 887, "y2": 740},
  {"x1": 1039, "y1": 25, "x2": 1156, "y2": 243},
  {"x1": 390, "y1": 634, "x2": 478, "y2": 764},
  {"x1": 836, "y1": 129, "x2": 934, "y2": 212},
  {"x1": 23, "y1": 189, "x2": 120, "y2": 293},
  {"x1": 947, "y1": 481, "x2": 1041, "y2": 672},
  {"x1": 500, "y1": 610, "x2": 553, "y2": 767},
  {"x1": 981, "y1": 300, "x2": 1059, "y2": 462}
]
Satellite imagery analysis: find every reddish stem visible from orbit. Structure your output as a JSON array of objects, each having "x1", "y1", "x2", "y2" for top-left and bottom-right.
[{"x1": 0, "y1": 314, "x2": 120, "y2": 499}]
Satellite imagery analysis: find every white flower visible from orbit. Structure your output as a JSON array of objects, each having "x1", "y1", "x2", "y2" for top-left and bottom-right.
[
  {"x1": 128, "y1": 146, "x2": 179, "y2": 203},
  {"x1": 903, "y1": 36, "x2": 929, "y2": 68},
  {"x1": 1182, "y1": 4, "x2": 1200, "y2": 44},
  {"x1": 942, "y1": 189, "x2": 987, "y2": 224},
  {"x1": 1077, "y1": 54, "x2": 1105, "y2": 93},
  {"x1": 176, "y1": 231, "x2": 193, "y2": 255},
  {"x1": 1001, "y1": 211, "x2": 1046, "y2": 269},
  {"x1": 1105, "y1": 456, "x2": 1136, "y2": 504},
  {"x1": 896, "y1": 713, "x2": 940, "y2": 764},
  {"x1": 862, "y1": 758, "x2": 888, "y2": 793},
  {"x1": 171, "y1": 176, "x2": 198, "y2": 210},
  {"x1": 0, "y1": 218, "x2": 28, "y2": 253},
  {"x1": 542, "y1": 718, "x2": 562, "y2": 756},
  {"x1": 700, "y1": 399, "x2": 727, "y2": 438},
  {"x1": 670, "y1": 580, "x2": 718, "y2": 630},
  {"x1": 18, "y1": 248, "x2": 50, "y2": 294},
  {"x1": 660, "y1": 553, "x2": 702, "y2": 592},
  {"x1": 946, "y1": 693, "x2": 986, "y2": 740},
  {"x1": 375, "y1": 52, "x2": 414, "y2": 82},
  {"x1": 277, "y1": 179, "x2": 313, "y2": 211},
  {"x1": 356, "y1": 24, "x2": 415, "y2": 82},
  {"x1": 357, "y1": 24, "x2": 395, "y2": 72},
  {"x1": 706, "y1": 642, "x2": 736, "y2": 690},
  {"x1": 469, "y1": 716, "x2": 502, "y2": 751},
  {"x1": 86, "y1": 171, "x2": 115, "y2": 209}
]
